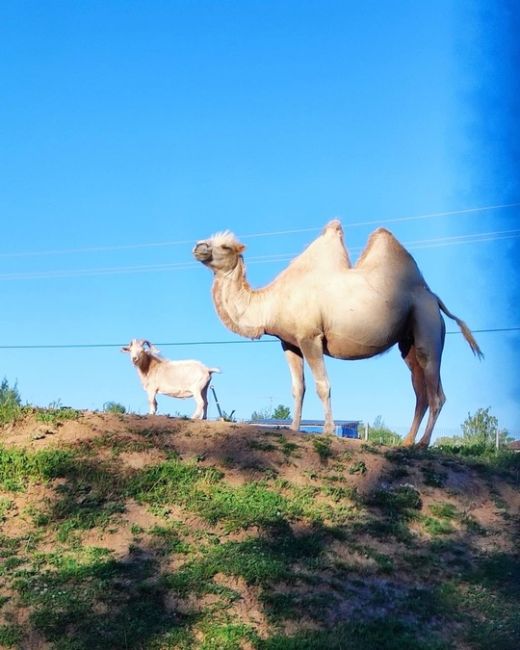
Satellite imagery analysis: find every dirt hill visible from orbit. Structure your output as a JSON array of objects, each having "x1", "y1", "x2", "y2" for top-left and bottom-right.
[{"x1": 0, "y1": 410, "x2": 519, "y2": 649}]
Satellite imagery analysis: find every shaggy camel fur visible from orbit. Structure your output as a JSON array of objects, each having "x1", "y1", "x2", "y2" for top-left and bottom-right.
[{"x1": 193, "y1": 220, "x2": 482, "y2": 446}]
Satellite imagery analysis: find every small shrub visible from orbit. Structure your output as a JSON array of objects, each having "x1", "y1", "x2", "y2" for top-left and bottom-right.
[
  {"x1": 368, "y1": 484, "x2": 422, "y2": 518},
  {"x1": 429, "y1": 502, "x2": 458, "y2": 519},
  {"x1": 422, "y1": 464, "x2": 448, "y2": 487},
  {"x1": 348, "y1": 461, "x2": 368, "y2": 475},
  {"x1": 421, "y1": 516, "x2": 455, "y2": 536},
  {"x1": 36, "y1": 401, "x2": 80, "y2": 424},
  {"x1": 102, "y1": 401, "x2": 126, "y2": 414},
  {"x1": 312, "y1": 436, "x2": 333, "y2": 461},
  {"x1": 0, "y1": 378, "x2": 25, "y2": 425}
]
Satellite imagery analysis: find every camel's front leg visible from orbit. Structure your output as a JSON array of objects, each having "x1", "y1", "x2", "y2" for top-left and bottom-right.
[
  {"x1": 299, "y1": 337, "x2": 334, "y2": 435},
  {"x1": 282, "y1": 341, "x2": 305, "y2": 431}
]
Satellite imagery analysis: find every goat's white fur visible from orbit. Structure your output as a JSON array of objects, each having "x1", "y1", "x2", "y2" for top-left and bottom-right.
[{"x1": 122, "y1": 339, "x2": 220, "y2": 418}]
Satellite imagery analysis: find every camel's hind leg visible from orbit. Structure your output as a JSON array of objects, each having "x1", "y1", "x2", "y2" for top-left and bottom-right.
[
  {"x1": 418, "y1": 377, "x2": 446, "y2": 448},
  {"x1": 399, "y1": 342, "x2": 428, "y2": 447},
  {"x1": 299, "y1": 337, "x2": 334, "y2": 435},
  {"x1": 282, "y1": 341, "x2": 305, "y2": 431},
  {"x1": 411, "y1": 299, "x2": 447, "y2": 448}
]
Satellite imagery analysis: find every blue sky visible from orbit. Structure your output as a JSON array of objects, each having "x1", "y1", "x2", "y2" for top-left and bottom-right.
[{"x1": 1, "y1": 1, "x2": 518, "y2": 440}]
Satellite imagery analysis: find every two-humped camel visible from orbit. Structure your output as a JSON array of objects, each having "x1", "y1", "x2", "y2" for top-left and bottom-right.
[{"x1": 193, "y1": 220, "x2": 482, "y2": 447}]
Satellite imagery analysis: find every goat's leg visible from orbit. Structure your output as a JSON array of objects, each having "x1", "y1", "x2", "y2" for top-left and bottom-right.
[
  {"x1": 191, "y1": 392, "x2": 205, "y2": 419},
  {"x1": 282, "y1": 341, "x2": 305, "y2": 431},
  {"x1": 200, "y1": 384, "x2": 209, "y2": 420},
  {"x1": 148, "y1": 391, "x2": 158, "y2": 415},
  {"x1": 299, "y1": 337, "x2": 334, "y2": 434}
]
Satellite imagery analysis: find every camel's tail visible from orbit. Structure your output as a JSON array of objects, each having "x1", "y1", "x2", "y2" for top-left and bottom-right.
[{"x1": 436, "y1": 295, "x2": 484, "y2": 359}]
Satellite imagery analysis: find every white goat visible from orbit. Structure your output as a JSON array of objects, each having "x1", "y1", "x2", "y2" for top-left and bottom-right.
[{"x1": 121, "y1": 339, "x2": 220, "y2": 418}]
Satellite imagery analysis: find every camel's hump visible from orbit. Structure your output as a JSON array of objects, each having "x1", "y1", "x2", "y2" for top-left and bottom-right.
[{"x1": 322, "y1": 219, "x2": 344, "y2": 235}]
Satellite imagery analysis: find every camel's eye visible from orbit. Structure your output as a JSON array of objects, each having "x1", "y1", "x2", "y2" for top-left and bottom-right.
[{"x1": 221, "y1": 245, "x2": 232, "y2": 251}]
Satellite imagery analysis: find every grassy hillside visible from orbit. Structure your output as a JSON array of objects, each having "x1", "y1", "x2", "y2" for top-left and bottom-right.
[{"x1": 0, "y1": 410, "x2": 519, "y2": 649}]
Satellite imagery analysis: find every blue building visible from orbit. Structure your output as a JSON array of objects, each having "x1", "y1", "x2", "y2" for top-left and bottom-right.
[{"x1": 248, "y1": 418, "x2": 360, "y2": 439}]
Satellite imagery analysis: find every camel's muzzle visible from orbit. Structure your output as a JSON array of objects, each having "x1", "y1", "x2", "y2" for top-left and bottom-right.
[{"x1": 193, "y1": 242, "x2": 212, "y2": 262}]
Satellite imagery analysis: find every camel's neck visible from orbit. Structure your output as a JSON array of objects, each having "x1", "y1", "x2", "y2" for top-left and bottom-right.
[{"x1": 211, "y1": 259, "x2": 266, "y2": 339}]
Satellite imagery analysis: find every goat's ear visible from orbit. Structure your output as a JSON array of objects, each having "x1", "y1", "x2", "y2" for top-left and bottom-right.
[{"x1": 121, "y1": 346, "x2": 130, "y2": 353}]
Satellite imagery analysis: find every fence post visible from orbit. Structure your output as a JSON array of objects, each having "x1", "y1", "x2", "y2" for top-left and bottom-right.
[
  {"x1": 364, "y1": 423, "x2": 369, "y2": 441},
  {"x1": 209, "y1": 385, "x2": 223, "y2": 419}
]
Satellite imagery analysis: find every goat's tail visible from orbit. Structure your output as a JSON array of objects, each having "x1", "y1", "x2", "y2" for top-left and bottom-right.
[
  {"x1": 436, "y1": 295, "x2": 484, "y2": 359},
  {"x1": 209, "y1": 368, "x2": 221, "y2": 374}
]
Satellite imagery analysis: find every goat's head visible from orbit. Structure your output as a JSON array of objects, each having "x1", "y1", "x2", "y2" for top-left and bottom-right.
[{"x1": 121, "y1": 339, "x2": 155, "y2": 365}]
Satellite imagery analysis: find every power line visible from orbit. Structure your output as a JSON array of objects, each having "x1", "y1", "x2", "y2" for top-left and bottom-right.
[
  {"x1": 0, "y1": 201, "x2": 518, "y2": 259},
  {"x1": 1, "y1": 227, "x2": 519, "y2": 281},
  {"x1": 0, "y1": 327, "x2": 518, "y2": 350}
]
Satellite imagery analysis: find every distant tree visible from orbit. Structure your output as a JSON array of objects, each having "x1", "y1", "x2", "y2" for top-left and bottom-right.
[
  {"x1": 0, "y1": 378, "x2": 21, "y2": 408},
  {"x1": 272, "y1": 404, "x2": 291, "y2": 420},
  {"x1": 0, "y1": 378, "x2": 24, "y2": 424},
  {"x1": 367, "y1": 415, "x2": 402, "y2": 446},
  {"x1": 251, "y1": 407, "x2": 273, "y2": 421},
  {"x1": 461, "y1": 407, "x2": 511, "y2": 447},
  {"x1": 103, "y1": 401, "x2": 126, "y2": 414},
  {"x1": 435, "y1": 407, "x2": 511, "y2": 449}
]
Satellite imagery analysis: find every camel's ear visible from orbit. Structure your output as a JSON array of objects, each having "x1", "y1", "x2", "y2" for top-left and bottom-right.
[{"x1": 236, "y1": 243, "x2": 246, "y2": 254}]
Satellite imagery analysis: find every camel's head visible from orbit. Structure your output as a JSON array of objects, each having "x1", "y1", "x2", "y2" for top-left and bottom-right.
[{"x1": 193, "y1": 231, "x2": 245, "y2": 273}]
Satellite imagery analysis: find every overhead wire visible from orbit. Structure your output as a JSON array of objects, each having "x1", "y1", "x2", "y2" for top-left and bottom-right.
[
  {"x1": 0, "y1": 201, "x2": 518, "y2": 259},
  {"x1": 0, "y1": 327, "x2": 519, "y2": 350},
  {"x1": 0, "y1": 227, "x2": 519, "y2": 280}
]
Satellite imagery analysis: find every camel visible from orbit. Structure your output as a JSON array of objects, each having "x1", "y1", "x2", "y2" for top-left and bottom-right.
[{"x1": 193, "y1": 220, "x2": 482, "y2": 447}]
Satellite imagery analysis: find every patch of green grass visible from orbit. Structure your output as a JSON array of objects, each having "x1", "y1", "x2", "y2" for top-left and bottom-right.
[
  {"x1": 429, "y1": 502, "x2": 458, "y2": 519},
  {"x1": 256, "y1": 619, "x2": 448, "y2": 649},
  {"x1": 362, "y1": 547, "x2": 395, "y2": 574},
  {"x1": 13, "y1": 548, "x2": 191, "y2": 649},
  {"x1": 348, "y1": 460, "x2": 368, "y2": 475},
  {"x1": 0, "y1": 446, "x2": 76, "y2": 491},
  {"x1": 422, "y1": 464, "x2": 448, "y2": 487},
  {"x1": 0, "y1": 624, "x2": 22, "y2": 647},
  {"x1": 452, "y1": 554, "x2": 520, "y2": 649},
  {"x1": 247, "y1": 439, "x2": 277, "y2": 452},
  {"x1": 386, "y1": 466, "x2": 411, "y2": 480},
  {"x1": 312, "y1": 436, "x2": 333, "y2": 461},
  {"x1": 0, "y1": 496, "x2": 14, "y2": 521},
  {"x1": 35, "y1": 402, "x2": 81, "y2": 424},
  {"x1": 277, "y1": 435, "x2": 299, "y2": 458},
  {"x1": 130, "y1": 457, "x2": 301, "y2": 531},
  {"x1": 165, "y1": 526, "x2": 326, "y2": 596},
  {"x1": 367, "y1": 484, "x2": 422, "y2": 518},
  {"x1": 149, "y1": 524, "x2": 191, "y2": 555},
  {"x1": 84, "y1": 432, "x2": 154, "y2": 456},
  {"x1": 199, "y1": 621, "x2": 258, "y2": 649},
  {"x1": 20, "y1": 456, "x2": 128, "y2": 540},
  {"x1": 421, "y1": 516, "x2": 455, "y2": 536}
]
